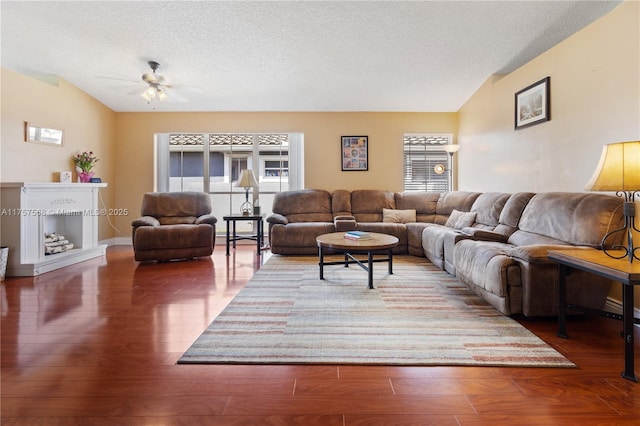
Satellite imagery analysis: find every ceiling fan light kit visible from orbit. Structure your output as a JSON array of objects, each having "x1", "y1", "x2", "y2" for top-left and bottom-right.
[{"x1": 140, "y1": 60, "x2": 169, "y2": 103}]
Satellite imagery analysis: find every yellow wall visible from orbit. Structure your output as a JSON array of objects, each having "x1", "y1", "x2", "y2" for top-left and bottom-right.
[
  {"x1": 0, "y1": 68, "x2": 116, "y2": 240},
  {"x1": 458, "y1": 0, "x2": 640, "y2": 307},
  {"x1": 458, "y1": 0, "x2": 639, "y2": 193},
  {"x1": 112, "y1": 111, "x2": 457, "y2": 233}
]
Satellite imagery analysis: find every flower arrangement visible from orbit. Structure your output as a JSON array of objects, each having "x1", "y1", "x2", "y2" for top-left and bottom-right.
[{"x1": 72, "y1": 151, "x2": 99, "y2": 182}]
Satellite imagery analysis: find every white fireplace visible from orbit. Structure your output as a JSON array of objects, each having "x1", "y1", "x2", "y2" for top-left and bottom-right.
[{"x1": 1, "y1": 182, "x2": 108, "y2": 276}]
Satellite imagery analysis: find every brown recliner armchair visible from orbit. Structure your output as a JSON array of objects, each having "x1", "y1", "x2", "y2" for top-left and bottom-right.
[{"x1": 131, "y1": 192, "x2": 217, "y2": 261}]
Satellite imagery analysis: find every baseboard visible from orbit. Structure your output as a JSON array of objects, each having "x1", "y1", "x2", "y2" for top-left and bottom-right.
[
  {"x1": 604, "y1": 297, "x2": 640, "y2": 328},
  {"x1": 100, "y1": 237, "x2": 131, "y2": 246}
]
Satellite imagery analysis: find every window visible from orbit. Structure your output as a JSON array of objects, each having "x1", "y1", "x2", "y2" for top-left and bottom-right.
[
  {"x1": 403, "y1": 134, "x2": 453, "y2": 192},
  {"x1": 263, "y1": 160, "x2": 288, "y2": 178},
  {"x1": 155, "y1": 132, "x2": 304, "y2": 233}
]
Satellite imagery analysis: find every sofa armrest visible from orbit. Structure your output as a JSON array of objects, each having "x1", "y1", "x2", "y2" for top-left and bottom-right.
[
  {"x1": 195, "y1": 214, "x2": 218, "y2": 226},
  {"x1": 131, "y1": 216, "x2": 160, "y2": 228},
  {"x1": 334, "y1": 215, "x2": 356, "y2": 232},
  {"x1": 508, "y1": 244, "x2": 578, "y2": 264},
  {"x1": 266, "y1": 213, "x2": 289, "y2": 225},
  {"x1": 460, "y1": 227, "x2": 508, "y2": 243}
]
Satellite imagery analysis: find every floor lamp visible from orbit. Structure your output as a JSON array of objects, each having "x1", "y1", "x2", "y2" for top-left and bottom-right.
[
  {"x1": 442, "y1": 144, "x2": 461, "y2": 191},
  {"x1": 585, "y1": 141, "x2": 640, "y2": 262}
]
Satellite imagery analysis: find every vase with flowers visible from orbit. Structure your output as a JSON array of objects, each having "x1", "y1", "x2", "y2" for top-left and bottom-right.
[{"x1": 72, "y1": 151, "x2": 99, "y2": 183}]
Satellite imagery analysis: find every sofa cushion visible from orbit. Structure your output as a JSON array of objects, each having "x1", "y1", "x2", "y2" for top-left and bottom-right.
[
  {"x1": 158, "y1": 216, "x2": 197, "y2": 225},
  {"x1": 445, "y1": 209, "x2": 477, "y2": 229},
  {"x1": 353, "y1": 222, "x2": 408, "y2": 254},
  {"x1": 470, "y1": 192, "x2": 511, "y2": 229},
  {"x1": 134, "y1": 224, "x2": 213, "y2": 250},
  {"x1": 493, "y1": 192, "x2": 535, "y2": 237},
  {"x1": 433, "y1": 191, "x2": 481, "y2": 224},
  {"x1": 511, "y1": 192, "x2": 624, "y2": 248},
  {"x1": 271, "y1": 189, "x2": 333, "y2": 223},
  {"x1": 351, "y1": 190, "x2": 396, "y2": 222},
  {"x1": 383, "y1": 208, "x2": 416, "y2": 223},
  {"x1": 454, "y1": 239, "x2": 521, "y2": 303},
  {"x1": 269, "y1": 221, "x2": 336, "y2": 255},
  {"x1": 141, "y1": 191, "x2": 212, "y2": 217},
  {"x1": 394, "y1": 191, "x2": 440, "y2": 222},
  {"x1": 331, "y1": 189, "x2": 352, "y2": 217}
]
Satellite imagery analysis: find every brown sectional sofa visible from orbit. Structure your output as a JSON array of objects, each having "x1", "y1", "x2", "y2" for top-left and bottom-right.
[{"x1": 266, "y1": 189, "x2": 624, "y2": 317}]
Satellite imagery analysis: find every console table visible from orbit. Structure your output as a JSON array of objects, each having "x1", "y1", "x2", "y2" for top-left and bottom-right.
[
  {"x1": 548, "y1": 248, "x2": 640, "y2": 382},
  {"x1": 223, "y1": 214, "x2": 265, "y2": 256}
]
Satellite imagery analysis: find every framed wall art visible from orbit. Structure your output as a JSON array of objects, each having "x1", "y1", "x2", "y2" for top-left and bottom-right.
[
  {"x1": 514, "y1": 76, "x2": 550, "y2": 130},
  {"x1": 341, "y1": 136, "x2": 368, "y2": 171},
  {"x1": 24, "y1": 122, "x2": 64, "y2": 146}
]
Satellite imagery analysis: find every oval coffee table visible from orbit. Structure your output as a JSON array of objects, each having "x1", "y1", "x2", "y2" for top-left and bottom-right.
[{"x1": 316, "y1": 232, "x2": 399, "y2": 289}]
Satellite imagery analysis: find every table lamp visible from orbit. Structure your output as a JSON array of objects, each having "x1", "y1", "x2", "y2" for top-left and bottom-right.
[
  {"x1": 585, "y1": 141, "x2": 640, "y2": 262},
  {"x1": 235, "y1": 169, "x2": 259, "y2": 215}
]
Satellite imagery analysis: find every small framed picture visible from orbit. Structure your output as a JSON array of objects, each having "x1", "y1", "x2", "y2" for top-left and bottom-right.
[
  {"x1": 341, "y1": 136, "x2": 368, "y2": 171},
  {"x1": 515, "y1": 76, "x2": 550, "y2": 130},
  {"x1": 60, "y1": 171, "x2": 72, "y2": 183}
]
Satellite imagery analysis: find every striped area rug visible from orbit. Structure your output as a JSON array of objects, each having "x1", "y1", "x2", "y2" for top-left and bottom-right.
[{"x1": 178, "y1": 255, "x2": 574, "y2": 367}]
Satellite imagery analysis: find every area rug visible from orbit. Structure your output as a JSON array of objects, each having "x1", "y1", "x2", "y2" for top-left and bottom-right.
[{"x1": 178, "y1": 255, "x2": 574, "y2": 367}]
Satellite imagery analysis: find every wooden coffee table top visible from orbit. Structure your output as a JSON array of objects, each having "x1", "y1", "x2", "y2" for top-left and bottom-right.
[{"x1": 316, "y1": 232, "x2": 399, "y2": 251}]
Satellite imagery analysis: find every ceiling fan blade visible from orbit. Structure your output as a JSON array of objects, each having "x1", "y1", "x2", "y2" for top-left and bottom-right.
[
  {"x1": 127, "y1": 86, "x2": 146, "y2": 96},
  {"x1": 96, "y1": 75, "x2": 140, "y2": 84},
  {"x1": 142, "y1": 72, "x2": 158, "y2": 84},
  {"x1": 168, "y1": 84, "x2": 203, "y2": 94},
  {"x1": 162, "y1": 88, "x2": 188, "y2": 103}
]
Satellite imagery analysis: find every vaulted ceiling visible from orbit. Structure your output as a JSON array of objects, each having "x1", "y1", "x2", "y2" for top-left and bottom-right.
[{"x1": 1, "y1": 1, "x2": 622, "y2": 112}]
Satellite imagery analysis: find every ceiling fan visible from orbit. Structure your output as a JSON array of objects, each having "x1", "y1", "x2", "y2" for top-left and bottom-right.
[
  {"x1": 97, "y1": 59, "x2": 200, "y2": 103},
  {"x1": 140, "y1": 60, "x2": 171, "y2": 102}
]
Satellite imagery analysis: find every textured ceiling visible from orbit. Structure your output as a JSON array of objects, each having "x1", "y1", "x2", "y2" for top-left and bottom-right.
[{"x1": 1, "y1": 1, "x2": 622, "y2": 112}]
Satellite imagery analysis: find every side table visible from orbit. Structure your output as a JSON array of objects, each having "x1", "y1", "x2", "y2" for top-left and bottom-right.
[
  {"x1": 548, "y1": 248, "x2": 640, "y2": 382},
  {"x1": 223, "y1": 214, "x2": 265, "y2": 256}
]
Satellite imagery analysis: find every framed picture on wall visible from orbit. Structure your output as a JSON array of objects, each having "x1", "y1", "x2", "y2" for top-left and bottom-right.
[
  {"x1": 515, "y1": 76, "x2": 550, "y2": 130},
  {"x1": 341, "y1": 136, "x2": 368, "y2": 171}
]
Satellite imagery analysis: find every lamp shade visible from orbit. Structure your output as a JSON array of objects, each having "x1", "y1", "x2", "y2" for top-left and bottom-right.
[
  {"x1": 235, "y1": 169, "x2": 259, "y2": 188},
  {"x1": 442, "y1": 144, "x2": 461, "y2": 154},
  {"x1": 585, "y1": 141, "x2": 640, "y2": 191}
]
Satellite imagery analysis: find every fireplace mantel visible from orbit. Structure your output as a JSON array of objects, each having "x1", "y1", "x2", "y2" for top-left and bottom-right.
[{"x1": 1, "y1": 182, "x2": 108, "y2": 276}]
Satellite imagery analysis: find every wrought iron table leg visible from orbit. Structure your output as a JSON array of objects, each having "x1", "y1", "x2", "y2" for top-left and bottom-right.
[
  {"x1": 368, "y1": 251, "x2": 374, "y2": 289},
  {"x1": 256, "y1": 219, "x2": 262, "y2": 256},
  {"x1": 622, "y1": 284, "x2": 638, "y2": 381},
  {"x1": 557, "y1": 264, "x2": 568, "y2": 339},
  {"x1": 319, "y1": 246, "x2": 324, "y2": 280}
]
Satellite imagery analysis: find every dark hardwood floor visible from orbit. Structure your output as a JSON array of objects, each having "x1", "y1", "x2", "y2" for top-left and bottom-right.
[{"x1": 1, "y1": 245, "x2": 638, "y2": 425}]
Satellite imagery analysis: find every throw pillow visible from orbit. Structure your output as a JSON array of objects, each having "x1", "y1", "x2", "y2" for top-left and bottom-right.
[
  {"x1": 382, "y1": 208, "x2": 417, "y2": 223},
  {"x1": 445, "y1": 209, "x2": 477, "y2": 229}
]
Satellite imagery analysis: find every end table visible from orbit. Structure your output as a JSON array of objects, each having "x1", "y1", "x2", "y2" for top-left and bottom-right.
[{"x1": 223, "y1": 214, "x2": 265, "y2": 256}]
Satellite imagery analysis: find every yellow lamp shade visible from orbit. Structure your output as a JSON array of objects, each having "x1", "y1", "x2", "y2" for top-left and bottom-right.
[{"x1": 585, "y1": 141, "x2": 640, "y2": 191}]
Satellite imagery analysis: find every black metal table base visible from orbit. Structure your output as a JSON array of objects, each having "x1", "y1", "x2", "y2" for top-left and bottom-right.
[
  {"x1": 318, "y1": 247, "x2": 394, "y2": 289},
  {"x1": 224, "y1": 215, "x2": 264, "y2": 256},
  {"x1": 557, "y1": 263, "x2": 639, "y2": 382}
]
